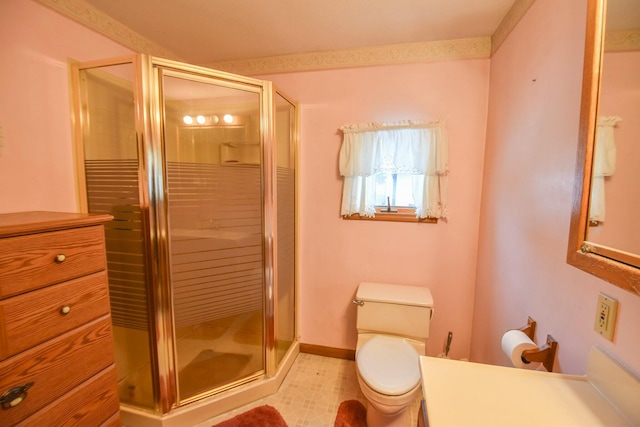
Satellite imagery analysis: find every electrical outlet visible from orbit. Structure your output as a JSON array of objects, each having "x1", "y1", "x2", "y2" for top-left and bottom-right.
[{"x1": 594, "y1": 293, "x2": 618, "y2": 341}]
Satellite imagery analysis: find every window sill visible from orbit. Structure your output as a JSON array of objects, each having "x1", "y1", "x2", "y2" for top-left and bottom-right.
[{"x1": 342, "y1": 208, "x2": 438, "y2": 224}]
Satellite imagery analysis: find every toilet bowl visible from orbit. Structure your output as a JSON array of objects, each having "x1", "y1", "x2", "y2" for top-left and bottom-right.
[
  {"x1": 356, "y1": 335, "x2": 422, "y2": 427},
  {"x1": 353, "y1": 282, "x2": 434, "y2": 427}
]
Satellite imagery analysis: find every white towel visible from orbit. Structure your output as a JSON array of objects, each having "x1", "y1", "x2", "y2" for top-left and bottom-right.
[{"x1": 589, "y1": 116, "x2": 622, "y2": 222}]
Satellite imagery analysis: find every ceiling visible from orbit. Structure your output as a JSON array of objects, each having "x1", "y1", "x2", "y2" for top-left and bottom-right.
[{"x1": 82, "y1": 0, "x2": 518, "y2": 66}]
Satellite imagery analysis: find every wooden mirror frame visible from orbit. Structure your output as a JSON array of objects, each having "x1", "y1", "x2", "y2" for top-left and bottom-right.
[{"x1": 567, "y1": 0, "x2": 640, "y2": 296}]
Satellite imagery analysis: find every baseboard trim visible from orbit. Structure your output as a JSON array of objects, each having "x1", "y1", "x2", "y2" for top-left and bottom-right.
[{"x1": 300, "y1": 343, "x2": 355, "y2": 361}]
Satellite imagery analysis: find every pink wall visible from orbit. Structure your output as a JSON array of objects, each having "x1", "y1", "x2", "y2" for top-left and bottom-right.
[
  {"x1": 263, "y1": 61, "x2": 490, "y2": 358},
  {"x1": 1, "y1": 1, "x2": 487, "y2": 360},
  {"x1": 0, "y1": 0, "x2": 132, "y2": 213},
  {"x1": 472, "y1": 0, "x2": 640, "y2": 375},
  {"x1": 4, "y1": 0, "x2": 640, "y2": 376}
]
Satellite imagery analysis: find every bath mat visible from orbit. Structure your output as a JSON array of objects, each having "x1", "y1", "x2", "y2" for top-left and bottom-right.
[
  {"x1": 212, "y1": 405, "x2": 287, "y2": 427},
  {"x1": 334, "y1": 399, "x2": 367, "y2": 427},
  {"x1": 179, "y1": 350, "x2": 251, "y2": 397}
]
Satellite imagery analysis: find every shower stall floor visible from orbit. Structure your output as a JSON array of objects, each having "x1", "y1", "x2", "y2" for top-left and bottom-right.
[
  {"x1": 176, "y1": 310, "x2": 264, "y2": 399},
  {"x1": 114, "y1": 309, "x2": 264, "y2": 408}
]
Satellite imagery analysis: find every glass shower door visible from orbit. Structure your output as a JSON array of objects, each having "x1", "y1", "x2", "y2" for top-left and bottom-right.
[
  {"x1": 74, "y1": 55, "x2": 298, "y2": 417},
  {"x1": 76, "y1": 62, "x2": 156, "y2": 410},
  {"x1": 274, "y1": 91, "x2": 297, "y2": 364},
  {"x1": 161, "y1": 72, "x2": 265, "y2": 402}
]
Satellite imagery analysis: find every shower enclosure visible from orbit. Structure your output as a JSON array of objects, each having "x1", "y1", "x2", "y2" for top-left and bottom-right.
[{"x1": 69, "y1": 55, "x2": 298, "y2": 423}]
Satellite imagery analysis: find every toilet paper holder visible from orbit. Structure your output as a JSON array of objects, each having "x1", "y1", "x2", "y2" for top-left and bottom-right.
[
  {"x1": 517, "y1": 317, "x2": 558, "y2": 372},
  {"x1": 521, "y1": 335, "x2": 558, "y2": 372},
  {"x1": 518, "y1": 316, "x2": 537, "y2": 341}
]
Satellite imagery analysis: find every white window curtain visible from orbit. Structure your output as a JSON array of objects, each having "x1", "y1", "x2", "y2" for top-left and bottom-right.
[
  {"x1": 339, "y1": 119, "x2": 449, "y2": 219},
  {"x1": 589, "y1": 116, "x2": 621, "y2": 223}
]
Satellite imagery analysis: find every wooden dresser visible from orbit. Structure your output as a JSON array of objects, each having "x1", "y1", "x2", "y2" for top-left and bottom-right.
[{"x1": 0, "y1": 211, "x2": 121, "y2": 426}]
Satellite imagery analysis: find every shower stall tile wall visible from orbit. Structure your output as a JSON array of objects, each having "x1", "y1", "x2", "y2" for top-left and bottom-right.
[{"x1": 167, "y1": 162, "x2": 264, "y2": 328}]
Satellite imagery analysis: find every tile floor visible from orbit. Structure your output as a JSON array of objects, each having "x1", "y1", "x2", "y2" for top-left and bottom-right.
[{"x1": 199, "y1": 352, "x2": 421, "y2": 427}]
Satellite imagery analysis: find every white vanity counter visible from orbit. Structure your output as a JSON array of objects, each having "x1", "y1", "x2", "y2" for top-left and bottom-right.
[{"x1": 419, "y1": 347, "x2": 639, "y2": 426}]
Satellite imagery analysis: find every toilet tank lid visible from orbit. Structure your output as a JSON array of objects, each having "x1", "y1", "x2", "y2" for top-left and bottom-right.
[{"x1": 357, "y1": 282, "x2": 433, "y2": 307}]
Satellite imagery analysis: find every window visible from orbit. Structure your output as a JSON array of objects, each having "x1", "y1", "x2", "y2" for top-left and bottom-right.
[
  {"x1": 339, "y1": 120, "x2": 448, "y2": 223},
  {"x1": 375, "y1": 173, "x2": 416, "y2": 208}
]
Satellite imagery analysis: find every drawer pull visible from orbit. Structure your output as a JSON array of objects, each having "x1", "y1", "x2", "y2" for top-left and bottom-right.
[
  {"x1": 55, "y1": 254, "x2": 66, "y2": 263},
  {"x1": 1, "y1": 382, "x2": 34, "y2": 410},
  {"x1": 60, "y1": 305, "x2": 71, "y2": 315}
]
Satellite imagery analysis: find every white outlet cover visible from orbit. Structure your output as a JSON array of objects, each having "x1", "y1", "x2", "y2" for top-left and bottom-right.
[{"x1": 594, "y1": 293, "x2": 618, "y2": 341}]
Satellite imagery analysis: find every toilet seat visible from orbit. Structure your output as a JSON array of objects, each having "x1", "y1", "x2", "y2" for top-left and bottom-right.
[{"x1": 356, "y1": 335, "x2": 420, "y2": 396}]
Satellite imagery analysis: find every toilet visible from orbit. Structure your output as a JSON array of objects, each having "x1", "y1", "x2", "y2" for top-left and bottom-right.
[{"x1": 353, "y1": 282, "x2": 434, "y2": 427}]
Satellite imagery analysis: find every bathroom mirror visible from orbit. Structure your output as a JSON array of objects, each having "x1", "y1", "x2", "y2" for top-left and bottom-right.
[{"x1": 567, "y1": 0, "x2": 640, "y2": 296}]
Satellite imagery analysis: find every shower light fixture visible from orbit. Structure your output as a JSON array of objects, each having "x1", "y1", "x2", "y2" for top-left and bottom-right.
[{"x1": 182, "y1": 114, "x2": 234, "y2": 126}]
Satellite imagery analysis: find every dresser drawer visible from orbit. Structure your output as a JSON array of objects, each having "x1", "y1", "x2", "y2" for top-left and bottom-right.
[
  {"x1": 0, "y1": 317, "x2": 115, "y2": 426},
  {"x1": 0, "y1": 271, "x2": 111, "y2": 360},
  {"x1": 0, "y1": 225, "x2": 107, "y2": 299},
  {"x1": 18, "y1": 365, "x2": 121, "y2": 427}
]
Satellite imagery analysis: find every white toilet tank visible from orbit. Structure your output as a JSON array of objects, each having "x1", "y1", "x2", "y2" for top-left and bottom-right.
[{"x1": 355, "y1": 282, "x2": 434, "y2": 340}]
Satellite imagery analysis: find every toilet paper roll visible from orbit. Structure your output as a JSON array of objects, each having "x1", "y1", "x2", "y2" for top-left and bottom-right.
[{"x1": 501, "y1": 330, "x2": 540, "y2": 369}]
